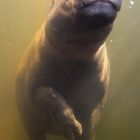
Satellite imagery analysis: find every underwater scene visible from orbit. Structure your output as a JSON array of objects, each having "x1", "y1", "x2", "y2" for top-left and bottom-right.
[{"x1": 0, "y1": 0, "x2": 139, "y2": 140}]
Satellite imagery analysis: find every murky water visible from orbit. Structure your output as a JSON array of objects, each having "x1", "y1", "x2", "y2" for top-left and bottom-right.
[{"x1": 0, "y1": 0, "x2": 139, "y2": 140}]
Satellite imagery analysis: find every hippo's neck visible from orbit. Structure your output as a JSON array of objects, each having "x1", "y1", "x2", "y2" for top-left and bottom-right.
[
  {"x1": 45, "y1": 39, "x2": 106, "y2": 63},
  {"x1": 39, "y1": 22, "x2": 108, "y2": 65},
  {"x1": 44, "y1": 38, "x2": 105, "y2": 63},
  {"x1": 42, "y1": 21, "x2": 112, "y2": 62}
]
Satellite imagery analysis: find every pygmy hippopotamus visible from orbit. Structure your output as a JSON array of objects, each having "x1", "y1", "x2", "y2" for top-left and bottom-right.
[{"x1": 16, "y1": 0, "x2": 122, "y2": 140}]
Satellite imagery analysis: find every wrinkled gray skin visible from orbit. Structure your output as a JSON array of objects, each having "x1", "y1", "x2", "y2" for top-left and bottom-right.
[{"x1": 16, "y1": 0, "x2": 122, "y2": 140}]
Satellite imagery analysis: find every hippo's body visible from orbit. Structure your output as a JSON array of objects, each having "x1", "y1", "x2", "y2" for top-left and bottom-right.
[{"x1": 16, "y1": 0, "x2": 122, "y2": 140}]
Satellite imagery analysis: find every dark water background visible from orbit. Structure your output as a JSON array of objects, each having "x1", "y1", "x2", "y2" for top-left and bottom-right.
[{"x1": 0, "y1": 0, "x2": 139, "y2": 140}]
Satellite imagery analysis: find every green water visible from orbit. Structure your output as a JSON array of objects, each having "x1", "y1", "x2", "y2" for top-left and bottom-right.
[{"x1": 0, "y1": 0, "x2": 139, "y2": 140}]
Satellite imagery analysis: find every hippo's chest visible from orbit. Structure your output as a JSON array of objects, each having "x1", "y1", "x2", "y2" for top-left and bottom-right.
[{"x1": 43, "y1": 60, "x2": 107, "y2": 109}]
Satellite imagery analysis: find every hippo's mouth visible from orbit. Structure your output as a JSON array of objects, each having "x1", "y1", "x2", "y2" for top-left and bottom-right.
[
  {"x1": 75, "y1": 0, "x2": 121, "y2": 11},
  {"x1": 73, "y1": 0, "x2": 120, "y2": 29}
]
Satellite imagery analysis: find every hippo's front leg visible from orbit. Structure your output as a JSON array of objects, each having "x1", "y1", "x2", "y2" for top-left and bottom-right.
[{"x1": 32, "y1": 87, "x2": 82, "y2": 140}]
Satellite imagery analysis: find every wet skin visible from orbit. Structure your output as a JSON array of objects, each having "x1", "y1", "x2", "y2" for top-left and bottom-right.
[{"x1": 16, "y1": 0, "x2": 122, "y2": 140}]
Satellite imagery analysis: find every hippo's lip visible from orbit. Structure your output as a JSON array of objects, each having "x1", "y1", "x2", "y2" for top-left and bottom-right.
[{"x1": 75, "y1": 0, "x2": 121, "y2": 11}]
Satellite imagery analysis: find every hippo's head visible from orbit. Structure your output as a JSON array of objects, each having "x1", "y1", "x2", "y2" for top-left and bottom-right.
[{"x1": 46, "y1": 0, "x2": 122, "y2": 55}]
